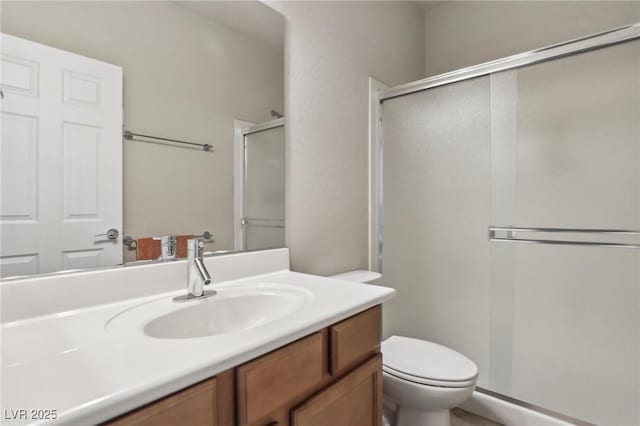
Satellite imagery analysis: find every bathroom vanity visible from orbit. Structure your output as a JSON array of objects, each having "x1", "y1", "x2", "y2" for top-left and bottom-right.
[
  {"x1": 108, "y1": 306, "x2": 382, "y2": 426},
  {"x1": 0, "y1": 249, "x2": 394, "y2": 426}
]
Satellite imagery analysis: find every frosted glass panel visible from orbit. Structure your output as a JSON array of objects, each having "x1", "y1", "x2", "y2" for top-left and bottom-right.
[
  {"x1": 245, "y1": 226, "x2": 285, "y2": 251},
  {"x1": 509, "y1": 41, "x2": 640, "y2": 229},
  {"x1": 244, "y1": 125, "x2": 285, "y2": 250},
  {"x1": 382, "y1": 76, "x2": 492, "y2": 387},
  {"x1": 502, "y1": 246, "x2": 638, "y2": 425},
  {"x1": 489, "y1": 39, "x2": 640, "y2": 426},
  {"x1": 245, "y1": 126, "x2": 285, "y2": 220}
]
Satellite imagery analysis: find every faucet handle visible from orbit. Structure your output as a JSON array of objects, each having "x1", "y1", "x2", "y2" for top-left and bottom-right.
[
  {"x1": 153, "y1": 235, "x2": 177, "y2": 260},
  {"x1": 187, "y1": 238, "x2": 205, "y2": 259}
]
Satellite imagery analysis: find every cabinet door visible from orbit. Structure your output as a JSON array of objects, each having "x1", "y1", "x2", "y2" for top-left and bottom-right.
[
  {"x1": 330, "y1": 306, "x2": 381, "y2": 375},
  {"x1": 291, "y1": 355, "x2": 382, "y2": 426},
  {"x1": 236, "y1": 331, "x2": 328, "y2": 425},
  {"x1": 106, "y1": 370, "x2": 234, "y2": 426}
]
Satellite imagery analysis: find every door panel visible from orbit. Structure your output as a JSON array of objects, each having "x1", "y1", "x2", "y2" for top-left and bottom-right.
[
  {"x1": 62, "y1": 122, "x2": 101, "y2": 219},
  {"x1": 1, "y1": 54, "x2": 38, "y2": 96},
  {"x1": 0, "y1": 33, "x2": 123, "y2": 277},
  {"x1": 0, "y1": 112, "x2": 37, "y2": 220},
  {"x1": 61, "y1": 248, "x2": 102, "y2": 270},
  {"x1": 0, "y1": 254, "x2": 38, "y2": 278}
]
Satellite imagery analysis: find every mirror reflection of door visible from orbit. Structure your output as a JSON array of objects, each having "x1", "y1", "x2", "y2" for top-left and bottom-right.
[
  {"x1": 1, "y1": 1, "x2": 285, "y2": 279},
  {"x1": 1, "y1": 33, "x2": 123, "y2": 278},
  {"x1": 235, "y1": 119, "x2": 285, "y2": 251}
]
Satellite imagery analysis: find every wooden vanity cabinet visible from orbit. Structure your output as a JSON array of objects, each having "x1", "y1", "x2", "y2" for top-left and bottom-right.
[
  {"x1": 236, "y1": 305, "x2": 382, "y2": 426},
  {"x1": 105, "y1": 305, "x2": 382, "y2": 426}
]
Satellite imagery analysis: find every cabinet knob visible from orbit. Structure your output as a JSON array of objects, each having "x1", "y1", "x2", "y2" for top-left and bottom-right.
[{"x1": 265, "y1": 422, "x2": 278, "y2": 426}]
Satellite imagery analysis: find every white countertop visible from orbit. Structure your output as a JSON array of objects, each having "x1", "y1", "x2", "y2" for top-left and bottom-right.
[{"x1": 1, "y1": 270, "x2": 395, "y2": 425}]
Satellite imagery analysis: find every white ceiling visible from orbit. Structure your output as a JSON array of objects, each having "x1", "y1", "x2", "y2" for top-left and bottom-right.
[{"x1": 174, "y1": 1, "x2": 284, "y2": 52}]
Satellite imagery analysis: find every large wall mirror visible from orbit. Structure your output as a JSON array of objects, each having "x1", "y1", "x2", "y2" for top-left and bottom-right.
[{"x1": 0, "y1": 1, "x2": 285, "y2": 278}]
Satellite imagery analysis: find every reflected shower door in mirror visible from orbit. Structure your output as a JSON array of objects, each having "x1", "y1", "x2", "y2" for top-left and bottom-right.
[
  {"x1": 0, "y1": 1, "x2": 285, "y2": 278},
  {"x1": 234, "y1": 119, "x2": 285, "y2": 251}
]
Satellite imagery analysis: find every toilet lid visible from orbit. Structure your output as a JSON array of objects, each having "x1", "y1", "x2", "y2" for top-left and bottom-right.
[{"x1": 382, "y1": 336, "x2": 478, "y2": 387}]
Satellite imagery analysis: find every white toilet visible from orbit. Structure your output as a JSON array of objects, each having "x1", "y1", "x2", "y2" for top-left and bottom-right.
[
  {"x1": 382, "y1": 335, "x2": 478, "y2": 426},
  {"x1": 330, "y1": 271, "x2": 478, "y2": 426}
]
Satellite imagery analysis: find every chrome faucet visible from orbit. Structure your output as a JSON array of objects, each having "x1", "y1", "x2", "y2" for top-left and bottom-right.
[{"x1": 173, "y1": 238, "x2": 216, "y2": 302}]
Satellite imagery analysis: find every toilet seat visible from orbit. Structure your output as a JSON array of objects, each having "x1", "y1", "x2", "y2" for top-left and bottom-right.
[
  {"x1": 382, "y1": 336, "x2": 478, "y2": 388},
  {"x1": 383, "y1": 365, "x2": 477, "y2": 388}
]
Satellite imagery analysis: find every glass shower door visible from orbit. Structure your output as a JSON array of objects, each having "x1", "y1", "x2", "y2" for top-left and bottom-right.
[
  {"x1": 381, "y1": 75, "x2": 493, "y2": 388},
  {"x1": 489, "y1": 39, "x2": 640, "y2": 425},
  {"x1": 242, "y1": 122, "x2": 285, "y2": 250},
  {"x1": 381, "y1": 35, "x2": 640, "y2": 426}
]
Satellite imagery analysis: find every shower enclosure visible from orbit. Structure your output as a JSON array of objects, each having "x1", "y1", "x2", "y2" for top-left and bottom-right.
[{"x1": 377, "y1": 24, "x2": 640, "y2": 425}]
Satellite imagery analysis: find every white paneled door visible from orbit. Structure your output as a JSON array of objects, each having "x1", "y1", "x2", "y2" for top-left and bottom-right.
[{"x1": 0, "y1": 33, "x2": 123, "y2": 278}]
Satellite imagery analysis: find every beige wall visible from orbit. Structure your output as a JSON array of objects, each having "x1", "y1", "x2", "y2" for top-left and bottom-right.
[
  {"x1": 1, "y1": 1, "x2": 284, "y2": 261},
  {"x1": 267, "y1": 1, "x2": 425, "y2": 275},
  {"x1": 424, "y1": 0, "x2": 640, "y2": 76}
]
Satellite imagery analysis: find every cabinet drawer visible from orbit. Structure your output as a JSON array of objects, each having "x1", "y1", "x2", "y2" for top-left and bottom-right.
[
  {"x1": 236, "y1": 331, "x2": 328, "y2": 425},
  {"x1": 106, "y1": 378, "x2": 218, "y2": 426},
  {"x1": 330, "y1": 306, "x2": 381, "y2": 375},
  {"x1": 291, "y1": 354, "x2": 383, "y2": 426}
]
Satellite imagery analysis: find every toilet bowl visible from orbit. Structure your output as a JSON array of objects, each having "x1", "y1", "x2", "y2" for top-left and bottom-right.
[
  {"x1": 329, "y1": 271, "x2": 478, "y2": 426},
  {"x1": 382, "y1": 336, "x2": 478, "y2": 426}
]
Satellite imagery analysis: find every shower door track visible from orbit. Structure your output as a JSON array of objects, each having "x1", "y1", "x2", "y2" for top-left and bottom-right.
[
  {"x1": 472, "y1": 387, "x2": 598, "y2": 426},
  {"x1": 379, "y1": 22, "x2": 640, "y2": 102}
]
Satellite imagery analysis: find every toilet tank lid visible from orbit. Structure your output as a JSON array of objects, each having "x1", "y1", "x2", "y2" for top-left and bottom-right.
[
  {"x1": 329, "y1": 270, "x2": 382, "y2": 283},
  {"x1": 382, "y1": 336, "x2": 478, "y2": 383}
]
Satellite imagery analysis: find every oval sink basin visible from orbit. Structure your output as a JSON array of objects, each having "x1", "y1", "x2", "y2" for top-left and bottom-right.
[{"x1": 106, "y1": 283, "x2": 313, "y2": 339}]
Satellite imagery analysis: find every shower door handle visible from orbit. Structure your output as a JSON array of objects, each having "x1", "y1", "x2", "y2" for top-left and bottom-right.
[{"x1": 488, "y1": 226, "x2": 640, "y2": 248}]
